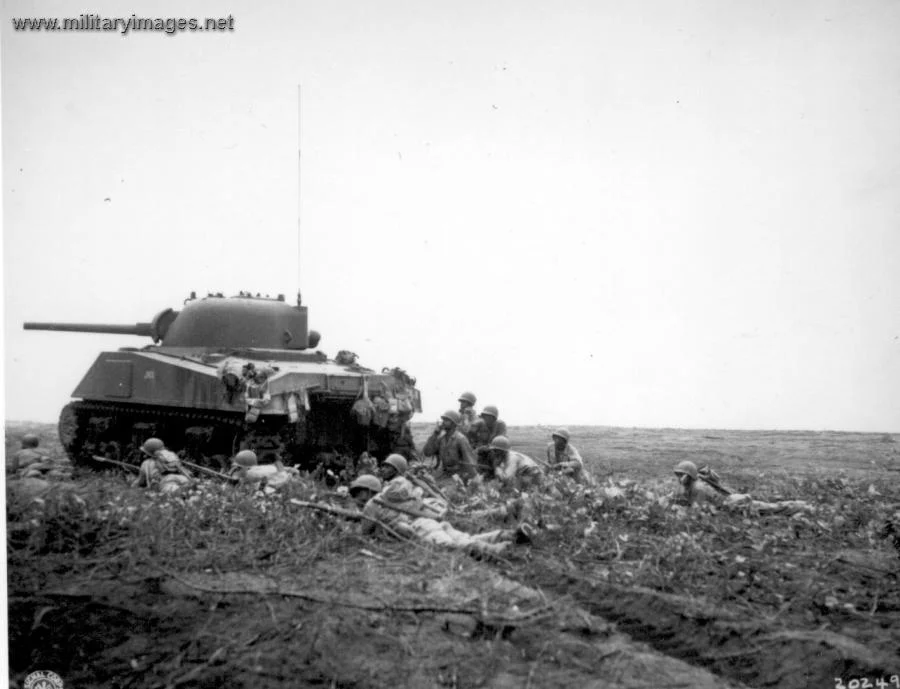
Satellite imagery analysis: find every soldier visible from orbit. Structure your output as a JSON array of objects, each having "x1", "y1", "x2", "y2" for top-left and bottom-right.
[
  {"x1": 489, "y1": 436, "x2": 543, "y2": 490},
  {"x1": 546, "y1": 428, "x2": 586, "y2": 482},
  {"x1": 229, "y1": 449, "x2": 261, "y2": 481},
  {"x1": 230, "y1": 450, "x2": 298, "y2": 490},
  {"x1": 378, "y1": 454, "x2": 419, "y2": 501},
  {"x1": 422, "y1": 410, "x2": 477, "y2": 482},
  {"x1": 132, "y1": 438, "x2": 194, "y2": 491},
  {"x1": 467, "y1": 405, "x2": 508, "y2": 475},
  {"x1": 374, "y1": 409, "x2": 417, "y2": 462},
  {"x1": 672, "y1": 460, "x2": 811, "y2": 515},
  {"x1": 354, "y1": 457, "x2": 521, "y2": 557},
  {"x1": 349, "y1": 474, "x2": 383, "y2": 509},
  {"x1": 457, "y1": 391, "x2": 478, "y2": 435},
  {"x1": 7, "y1": 433, "x2": 46, "y2": 477},
  {"x1": 312, "y1": 448, "x2": 354, "y2": 488},
  {"x1": 243, "y1": 365, "x2": 273, "y2": 423},
  {"x1": 356, "y1": 451, "x2": 379, "y2": 477},
  {"x1": 672, "y1": 460, "x2": 722, "y2": 506}
]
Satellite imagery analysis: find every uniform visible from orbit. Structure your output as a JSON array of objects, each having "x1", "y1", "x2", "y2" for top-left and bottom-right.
[
  {"x1": 375, "y1": 419, "x2": 417, "y2": 461},
  {"x1": 362, "y1": 495, "x2": 509, "y2": 555},
  {"x1": 458, "y1": 407, "x2": 478, "y2": 436},
  {"x1": 409, "y1": 518, "x2": 509, "y2": 554},
  {"x1": 134, "y1": 450, "x2": 192, "y2": 490},
  {"x1": 379, "y1": 475, "x2": 420, "y2": 506},
  {"x1": 467, "y1": 418, "x2": 509, "y2": 451},
  {"x1": 675, "y1": 481, "x2": 724, "y2": 507},
  {"x1": 8, "y1": 448, "x2": 46, "y2": 476},
  {"x1": 423, "y1": 431, "x2": 477, "y2": 480},
  {"x1": 236, "y1": 464, "x2": 298, "y2": 491},
  {"x1": 361, "y1": 476, "x2": 433, "y2": 536},
  {"x1": 495, "y1": 450, "x2": 543, "y2": 487},
  {"x1": 362, "y1": 496, "x2": 415, "y2": 536},
  {"x1": 546, "y1": 442, "x2": 585, "y2": 482},
  {"x1": 469, "y1": 418, "x2": 509, "y2": 477},
  {"x1": 721, "y1": 492, "x2": 811, "y2": 515},
  {"x1": 672, "y1": 460, "x2": 812, "y2": 515},
  {"x1": 389, "y1": 422, "x2": 418, "y2": 460}
]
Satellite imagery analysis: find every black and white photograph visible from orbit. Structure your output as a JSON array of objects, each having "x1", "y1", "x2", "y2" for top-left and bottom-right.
[{"x1": 3, "y1": 2, "x2": 899, "y2": 687}]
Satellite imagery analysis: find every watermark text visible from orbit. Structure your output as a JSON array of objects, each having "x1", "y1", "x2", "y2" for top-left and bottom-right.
[{"x1": 11, "y1": 14, "x2": 235, "y2": 36}]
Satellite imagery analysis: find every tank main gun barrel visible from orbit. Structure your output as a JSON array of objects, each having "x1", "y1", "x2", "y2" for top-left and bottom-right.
[
  {"x1": 22, "y1": 295, "x2": 314, "y2": 348},
  {"x1": 24, "y1": 322, "x2": 154, "y2": 337}
]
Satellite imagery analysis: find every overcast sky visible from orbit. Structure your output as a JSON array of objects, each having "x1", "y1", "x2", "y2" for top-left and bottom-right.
[{"x1": 3, "y1": 0, "x2": 899, "y2": 432}]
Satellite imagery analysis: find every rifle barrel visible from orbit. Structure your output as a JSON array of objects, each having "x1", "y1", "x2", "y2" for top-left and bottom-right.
[
  {"x1": 92, "y1": 455, "x2": 140, "y2": 472},
  {"x1": 179, "y1": 459, "x2": 236, "y2": 482}
]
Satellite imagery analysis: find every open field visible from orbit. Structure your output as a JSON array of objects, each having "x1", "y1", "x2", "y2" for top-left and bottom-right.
[{"x1": 6, "y1": 421, "x2": 900, "y2": 689}]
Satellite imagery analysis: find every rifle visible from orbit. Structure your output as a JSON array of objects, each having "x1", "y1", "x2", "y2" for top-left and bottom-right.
[
  {"x1": 179, "y1": 459, "x2": 239, "y2": 483},
  {"x1": 697, "y1": 465, "x2": 733, "y2": 495},
  {"x1": 92, "y1": 455, "x2": 140, "y2": 472},
  {"x1": 373, "y1": 496, "x2": 445, "y2": 521},
  {"x1": 288, "y1": 499, "x2": 415, "y2": 543},
  {"x1": 407, "y1": 472, "x2": 448, "y2": 504}
]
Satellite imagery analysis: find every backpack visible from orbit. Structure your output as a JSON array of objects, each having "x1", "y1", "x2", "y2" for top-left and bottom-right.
[
  {"x1": 157, "y1": 450, "x2": 183, "y2": 473},
  {"x1": 394, "y1": 391, "x2": 414, "y2": 416},
  {"x1": 337, "y1": 350, "x2": 359, "y2": 366},
  {"x1": 372, "y1": 382, "x2": 393, "y2": 427},
  {"x1": 350, "y1": 376, "x2": 375, "y2": 426}
]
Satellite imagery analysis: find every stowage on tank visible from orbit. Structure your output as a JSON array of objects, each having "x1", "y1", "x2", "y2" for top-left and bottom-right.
[{"x1": 24, "y1": 291, "x2": 421, "y2": 470}]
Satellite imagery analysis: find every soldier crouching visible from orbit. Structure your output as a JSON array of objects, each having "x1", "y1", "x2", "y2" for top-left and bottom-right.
[
  {"x1": 132, "y1": 438, "x2": 194, "y2": 493},
  {"x1": 488, "y1": 436, "x2": 543, "y2": 491}
]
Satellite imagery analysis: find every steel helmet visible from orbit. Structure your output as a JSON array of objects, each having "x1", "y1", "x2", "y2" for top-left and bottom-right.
[
  {"x1": 441, "y1": 410, "x2": 462, "y2": 425},
  {"x1": 234, "y1": 450, "x2": 258, "y2": 467},
  {"x1": 551, "y1": 428, "x2": 571, "y2": 442},
  {"x1": 458, "y1": 391, "x2": 477, "y2": 405},
  {"x1": 489, "y1": 435, "x2": 511, "y2": 452},
  {"x1": 22, "y1": 433, "x2": 39, "y2": 448},
  {"x1": 481, "y1": 405, "x2": 499, "y2": 418},
  {"x1": 349, "y1": 474, "x2": 383, "y2": 495},
  {"x1": 674, "y1": 460, "x2": 698, "y2": 480},
  {"x1": 383, "y1": 454, "x2": 408, "y2": 475},
  {"x1": 141, "y1": 438, "x2": 165, "y2": 455}
]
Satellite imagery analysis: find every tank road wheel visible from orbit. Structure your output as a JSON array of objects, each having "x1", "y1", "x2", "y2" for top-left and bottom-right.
[{"x1": 58, "y1": 402, "x2": 86, "y2": 464}]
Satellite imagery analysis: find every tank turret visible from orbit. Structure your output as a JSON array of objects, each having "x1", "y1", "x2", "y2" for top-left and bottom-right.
[
  {"x1": 24, "y1": 291, "x2": 420, "y2": 471},
  {"x1": 24, "y1": 293, "x2": 321, "y2": 349}
]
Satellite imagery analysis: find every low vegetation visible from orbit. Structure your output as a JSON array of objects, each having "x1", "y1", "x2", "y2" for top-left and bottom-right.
[{"x1": 6, "y1": 422, "x2": 900, "y2": 688}]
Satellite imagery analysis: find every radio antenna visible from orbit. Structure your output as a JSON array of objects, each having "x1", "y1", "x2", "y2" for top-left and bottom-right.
[{"x1": 296, "y1": 84, "x2": 302, "y2": 304}]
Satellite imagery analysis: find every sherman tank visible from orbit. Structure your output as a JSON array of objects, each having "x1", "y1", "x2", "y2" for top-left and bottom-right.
[{"x1": 24, "y1": 291, "x2": 421, "y2": 469}]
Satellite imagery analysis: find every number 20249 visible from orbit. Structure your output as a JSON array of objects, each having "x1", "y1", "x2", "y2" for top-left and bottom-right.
[{"x1": 835, "y1": 676, "x2": 899, "y2": 689}]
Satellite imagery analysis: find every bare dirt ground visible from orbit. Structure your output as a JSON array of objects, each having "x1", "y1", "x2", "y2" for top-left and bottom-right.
[{"x1": 6, "y1": 421, "x2": 900, "y2": 688}]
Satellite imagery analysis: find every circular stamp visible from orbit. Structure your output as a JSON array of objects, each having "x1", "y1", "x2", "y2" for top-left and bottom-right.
[{"x1": 24, "y1": 671, "x2": 64, "y2": 689}]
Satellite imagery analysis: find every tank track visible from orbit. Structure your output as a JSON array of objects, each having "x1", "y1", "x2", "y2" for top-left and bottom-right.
[
  {"x1": 65, "y1": 399, "x2": 245, "y2": 428},
  {"x1": 59, "y1": 398, "x2": 365, "y2": 471},
  {"x1": 61, "y1": 399, "x2": 252, "y2": 469}
]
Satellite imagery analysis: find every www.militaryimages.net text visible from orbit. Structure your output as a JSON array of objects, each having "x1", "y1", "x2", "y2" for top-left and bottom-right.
[{"x1": 11, "y1": 14, "x2": 235, "y2": 35}]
